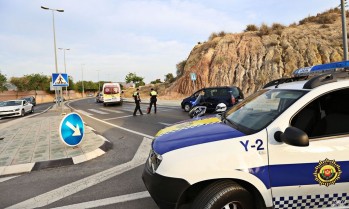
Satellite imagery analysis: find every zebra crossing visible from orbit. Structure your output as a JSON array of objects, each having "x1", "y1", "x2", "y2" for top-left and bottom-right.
[{"x1": 75, "y1": 106, "x2": 175, "y2": 118}]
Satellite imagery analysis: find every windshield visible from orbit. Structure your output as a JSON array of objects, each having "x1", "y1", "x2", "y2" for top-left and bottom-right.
[
  {"x1": 225, "y1": 89, "x2": 307, "y2": 134},
  {"x1": 104, "y1": 85, "x2": 119, "y2": 94},
  {"x1": 0, "y1": 101, "x2": 22, "y2": 107}
]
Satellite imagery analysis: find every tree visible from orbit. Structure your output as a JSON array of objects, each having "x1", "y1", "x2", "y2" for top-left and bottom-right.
[
  {"x1": 150, "y1": 79, "x2": 162, "y2": 84},
  {"x1": 10, "y1": 77, "x2": 28, "y2": 91},
  {"x1": 0, "y1": 72, "x2": 7, "y2": 92},
  {"x1": 26, "y1": 73, "x2": 50, "y2": 97},
  {"x1": 125, "y1": 72, "x2": 145, "y2": 87},
  {"x1": 164, "y1": 73, "x2": 175, "y2": 83},
  {"x1": 176, "y1": 60, "x2": 186, "y2": 78}
]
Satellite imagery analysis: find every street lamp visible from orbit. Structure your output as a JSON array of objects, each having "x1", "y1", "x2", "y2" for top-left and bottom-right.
[
  {"x1": 58, "y1": 48, "x2": 70, "y2": 100},
  {"x1": 41, "y1": 6, "x2": 64, "y2": 105},
  {"x1": 340, "y1": 0, "x2": 348, "y2": 60},
  {"x1": 81, "y1": 64, "x2": 85, "y2": 98},
  {"x1": 97, "y1": 70, "x2": 100, "y2": 92}
]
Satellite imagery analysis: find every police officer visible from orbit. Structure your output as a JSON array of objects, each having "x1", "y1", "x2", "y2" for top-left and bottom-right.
[
  {"x1": 133, "y1": 88, "x2": 143, "y2": 116},
  {"x1": 147, "y1": 88, "x2": 157, "y2": 114}
]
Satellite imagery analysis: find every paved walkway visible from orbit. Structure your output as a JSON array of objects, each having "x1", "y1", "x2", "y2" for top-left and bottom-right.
[{"x1": 0, "y1": 104, "x2": 111, "y2": 176}]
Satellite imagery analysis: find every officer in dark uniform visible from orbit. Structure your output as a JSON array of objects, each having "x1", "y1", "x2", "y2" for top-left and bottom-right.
[
  {"x1": 147, "y1": 88, "x2": 157, "y2": 114},
  {"x1": 133, "y1": 88, "x2": 143, "y2": 116}
]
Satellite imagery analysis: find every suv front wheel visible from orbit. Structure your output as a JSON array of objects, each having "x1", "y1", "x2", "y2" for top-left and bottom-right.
[{"x1": 184, "y1": 103, "x2": 191, "y2": 112}]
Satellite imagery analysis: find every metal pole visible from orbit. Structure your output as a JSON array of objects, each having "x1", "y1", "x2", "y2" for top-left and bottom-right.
[
  {"x1": 63, "y1": 49, "x2": 68, "y2": 100},
  {"x1": 97, "y1": 70, "x2": 100, "y2": 92},
  {"x1": 341, "y1": 0, "x2": 348, "y2": 60},
  {"x1": 81, "y1": 64, "x2": 84, "y2": 98},
  {"x1": 52, "y1": 10, "x2": 60, "y2": 106}
]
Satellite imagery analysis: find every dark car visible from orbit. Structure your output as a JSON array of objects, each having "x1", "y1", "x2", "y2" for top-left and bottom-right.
[
  {"x1": 20, "y1": 96, "x2": 36, "y2": 106},
  {"x1": 181, "y1": 86, "x2": 244, "y2": 112}
]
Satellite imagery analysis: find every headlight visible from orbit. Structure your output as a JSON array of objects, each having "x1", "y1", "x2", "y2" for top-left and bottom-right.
[
  {"x1": 14, "y1": 108, "x2": 20, "y2": 111},
  {"x1": 148, "y1": 150, "x2": 162, "y2": 174}
]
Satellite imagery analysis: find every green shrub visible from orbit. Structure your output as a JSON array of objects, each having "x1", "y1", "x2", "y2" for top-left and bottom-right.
[
  {"x1": 245, "y1": 24, "x2": 259, "y2": 32},
  {"x1": 258, "y1": 23, "x2": 271, "y2": 36}
]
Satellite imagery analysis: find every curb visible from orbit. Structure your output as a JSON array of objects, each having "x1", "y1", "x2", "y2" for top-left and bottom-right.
[{"x1": 0, "y1": 126, "x2": 112, "y2": 177}]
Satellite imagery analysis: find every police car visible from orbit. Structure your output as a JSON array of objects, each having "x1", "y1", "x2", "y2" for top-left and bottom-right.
[{"x1": 142, "y1": 61, "x2": 349, "y2": 209}]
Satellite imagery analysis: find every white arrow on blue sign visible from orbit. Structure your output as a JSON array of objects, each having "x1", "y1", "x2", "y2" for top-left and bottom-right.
[
  {"x1": 59, "y1": 113, "x2": 85, "y2": 146},
  {"x1": 52, "y1": 73, "x2": 69, "y2": 87}
]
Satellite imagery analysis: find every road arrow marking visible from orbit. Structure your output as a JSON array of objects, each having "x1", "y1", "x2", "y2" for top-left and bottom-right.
[{"x1": 66, "y1": 121, "x2": 81, "y2": 136}]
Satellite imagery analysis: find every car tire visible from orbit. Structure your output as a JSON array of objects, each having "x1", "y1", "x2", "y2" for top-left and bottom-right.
[
  {"x1": 31, "y1": 107, "x2": 34, "y2": 113},
  {"x1": 191, "y1": 180, "x2": 254, "y2": 209},
  {"x1": 184, "y1": 103, "x2": 191, "y2": 112},
  {"x1": 103, "y1": 103, "x2": 107, "y2": 107},
  {"x1": 21, "y1": 109, "x2": 25, "y2": 117}
]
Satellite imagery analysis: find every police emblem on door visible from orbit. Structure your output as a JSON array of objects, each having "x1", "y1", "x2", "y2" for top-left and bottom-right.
[{"x1": 313, "y1": 158, "x2": 342, "y2": 187}]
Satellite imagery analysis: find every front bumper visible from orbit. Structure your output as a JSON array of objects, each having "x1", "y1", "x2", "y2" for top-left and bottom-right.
[
  {"x1": 0, "y1": 110, "x2": 21, "y2": 118},
  {"x1": 142, "y1": 163, "x2": 190, "y2": 209}
]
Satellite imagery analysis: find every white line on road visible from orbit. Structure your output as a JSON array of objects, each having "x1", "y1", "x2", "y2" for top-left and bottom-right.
[
  {"x1": 51, "y1": 191, "x2": 150, "y2": 209},
  {"x1": 5, "y1": 137, "x2": 152, "y2": 209},
  {"x1": 100, "y1": 108, "x2": 123, "y2": 113},
  {"x1": 0, "y1": 175, "x2": 20, "y2": 183},
  {"x1": 158, "y1": 122, "x2": 172, "y2": 126},
  {"x1": 75, "y1": 109, "x2": 93, "y2": 116},
  {"x1": 104, "y1": 115, "x2": 134, "y2": 121},
  {"x1": 88, "y1": 109, "x2": 109, "y2": 114}
]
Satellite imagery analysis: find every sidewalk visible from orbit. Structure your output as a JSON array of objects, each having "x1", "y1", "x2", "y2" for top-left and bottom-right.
[{"x1": 0, "y1": 104, "x2": 111, "y2": 176}]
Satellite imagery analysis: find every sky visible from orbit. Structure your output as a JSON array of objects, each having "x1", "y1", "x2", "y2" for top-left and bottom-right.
[{"x1": 0, "y1": 0, "x2": 339, "y2": 83}]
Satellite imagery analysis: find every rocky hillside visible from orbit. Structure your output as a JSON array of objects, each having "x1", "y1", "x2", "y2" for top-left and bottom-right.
[{"x1": 167, "y1": 9, "x2": 345, "y2": 97}]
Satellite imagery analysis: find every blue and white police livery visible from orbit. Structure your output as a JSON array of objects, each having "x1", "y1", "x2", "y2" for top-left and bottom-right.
[
  {"x1": 142, "y1": 61, "x2": 349, "y2": 209},
  {"x1": 59, "y1": 113, "x2": 84, "y2": 147}
]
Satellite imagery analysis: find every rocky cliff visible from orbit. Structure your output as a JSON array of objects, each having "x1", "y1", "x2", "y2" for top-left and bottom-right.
[{"x1": 168, "y1": 9, "x2": 345, "y2": 97}]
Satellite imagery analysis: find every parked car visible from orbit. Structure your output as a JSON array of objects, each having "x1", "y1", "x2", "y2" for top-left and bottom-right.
[
  {"x1": 20, "y1": 96, "x2": 36, "y2": 106},
  {"x1": 0, "y1": 100, "x2": 34, "y2": 119},
  {"x1": 181, "y1": 86, "x2": 244, "y2": 112},
  {"x1": 96, "y1": 92, "x2": 103, "y2": 103},
  {"x1": 143, "y1": 61, "x2": 349, "y2": 209}
]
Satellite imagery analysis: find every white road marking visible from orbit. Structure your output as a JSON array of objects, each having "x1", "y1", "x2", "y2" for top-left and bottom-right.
[
  {"x1": 100, "y1": 108, "x2": 123, "y2": 113},
  {"x1": 158, "y1": 122, "x2": 172, "y2": 126},
  {"x1": 104, "y1": 115, "x2": 134, "y2": 121},
  {"x1": 88, "y1": 109, "x2": 109, "y2": 114},
  {"x1": 51, "y1": 191, "x2": 150, "y2": 209},
  {"x1": 67, "y1": 103, "x2": 154, "y2": 139},
  {"x1": 75, "y1": 109, "x2": 93, "y2": 116},
  {"x1": 5, "y1": 137, "x2": 152, "y2": 209},
  {"x1": 0, "y1": 175, "x2": 20, "y2": 183}
]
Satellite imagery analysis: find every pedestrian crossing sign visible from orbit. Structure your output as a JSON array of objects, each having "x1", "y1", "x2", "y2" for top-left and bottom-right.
[{"x1": 52, "y1": 73, "x2": 69, "y2": 86}]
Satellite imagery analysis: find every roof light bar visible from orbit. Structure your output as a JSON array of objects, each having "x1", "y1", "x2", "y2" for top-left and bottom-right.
[{"x1": 293, "y1": 60, "x2": 349, "y2": 76}]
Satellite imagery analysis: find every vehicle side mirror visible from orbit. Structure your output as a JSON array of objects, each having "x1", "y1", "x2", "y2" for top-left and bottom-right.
[
  {"x1": 189, "y1": 106, "x2": 206, "y2": 118},
  {"x1": 274, "y1": 127, "x2": 309, "y2": 147}
]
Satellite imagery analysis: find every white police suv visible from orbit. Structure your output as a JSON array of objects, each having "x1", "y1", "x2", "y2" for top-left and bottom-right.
[{"x1": 142, "y1": 61, "x2": 349, "y2": 209}]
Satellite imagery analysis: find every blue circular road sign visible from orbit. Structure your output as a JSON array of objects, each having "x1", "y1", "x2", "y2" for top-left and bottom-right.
[{"x1": 59, "y1": 113, "x2": 85, "y2": 146}]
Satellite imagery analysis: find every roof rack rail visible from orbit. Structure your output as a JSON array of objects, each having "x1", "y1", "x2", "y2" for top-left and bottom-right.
[
  {"x1": 263, "y1": 76, "x2": 308, "y2": 89},
  {"x1": 303, "y1": 71, "x2": 349, "y2": 89}
]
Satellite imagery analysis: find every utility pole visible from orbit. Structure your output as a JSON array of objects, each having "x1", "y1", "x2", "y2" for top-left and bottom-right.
[
  {"x1": 81, "y1": 64, "x2": 85, "y2": 98},
  {"x1": 341, "y1": 0, "x2": 348, "y2": 60}
]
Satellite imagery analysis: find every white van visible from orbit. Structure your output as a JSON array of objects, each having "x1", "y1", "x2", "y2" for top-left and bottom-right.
[{"x1": 102, "y1": 83, "x2": 122, "y2": 106}]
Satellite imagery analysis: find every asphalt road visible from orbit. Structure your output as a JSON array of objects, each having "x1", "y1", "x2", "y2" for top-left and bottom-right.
[{"x1": 0, "y1": 98, "x2": 190, "y2": 209}]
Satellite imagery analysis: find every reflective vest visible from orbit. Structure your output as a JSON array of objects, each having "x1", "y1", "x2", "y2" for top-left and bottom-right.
[{"x1": 150, "y1": 91, "x2": 157, "y2": 96}]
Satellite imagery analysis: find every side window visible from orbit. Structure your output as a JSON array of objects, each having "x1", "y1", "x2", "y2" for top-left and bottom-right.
[
  {"x1": 230, "y1": 88, "x2": 240, "y2": 98},
  {"x1": 291, "y1": 88, "x2": 349, "y2": 138}
]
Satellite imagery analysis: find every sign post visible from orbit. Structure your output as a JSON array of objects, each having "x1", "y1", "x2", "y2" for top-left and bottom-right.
[
  {"x1": 52, "y1": 73, "x2": 69, "y2": 113},
  {"x1": 190, "y1": 73, "x2": 197, "y2": 91},
  {"x1": 59, "y1": 113, "x2": 85, "y2": 147}
]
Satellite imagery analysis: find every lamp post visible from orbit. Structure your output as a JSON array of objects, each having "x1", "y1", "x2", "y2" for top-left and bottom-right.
[
  {"x1": 41, "y1": 6, "x2": 64, "y2": 106},
  {"x1": 97, "y1": 70, "x2": 100, "y2": 92},
  {"x1": 340, "y1": 0, "x2": 348, "y2": 60},
  {"x1": 81, "y1": 64, "x2": 85, "y2": 98},
  {"x1": 58, "y1": 48, "x2": 70, "y2": 100}
]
